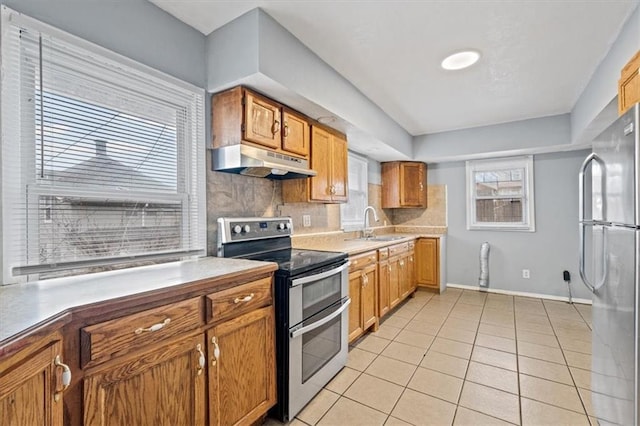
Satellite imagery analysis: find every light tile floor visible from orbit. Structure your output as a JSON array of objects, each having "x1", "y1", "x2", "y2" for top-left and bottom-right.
[{"x1": 268, "y1": 288, "x2": 597, "y2": 426}]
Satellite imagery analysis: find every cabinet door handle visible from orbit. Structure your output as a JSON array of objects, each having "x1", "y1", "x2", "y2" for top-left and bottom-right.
[
  {"x1": 400, "y1": 260, "x2": 405, "y2": 267},
  {"x1": 134, "y1": 318, "x2": 171, "y2": 335},
  {"x1": 272, "y1": 120, "x2": 281, "y2": 134},
  {"x1": 419, "y1": 182, "x2": 424, "y2": 191},
  {"x1": 54, "y1": 355, "x2": 71, "y2": 402},
  {"x1": 196, "y1": 344, "x2": 205, "y2": 375},
  {"x1": 211, "y1": 336, "x2": 221, "y2": 366},
  {"x1": 234, "y1": 293, "x2": 255, "y2": 304},
  {"x1": 283, "y1": 123, "x2": 289, "y2": 137}
]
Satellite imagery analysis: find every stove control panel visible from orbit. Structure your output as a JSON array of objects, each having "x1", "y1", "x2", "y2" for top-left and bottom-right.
[{"x1": 218, "y1": 217, "x2": 294, "y2": 243}]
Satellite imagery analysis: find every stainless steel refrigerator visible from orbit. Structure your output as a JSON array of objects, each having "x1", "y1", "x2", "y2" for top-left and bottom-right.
[{"x1": 579, "y1": 103, "x2": 639, "y2": 425}]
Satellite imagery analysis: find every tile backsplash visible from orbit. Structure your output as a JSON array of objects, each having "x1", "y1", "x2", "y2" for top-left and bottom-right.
[{"x1": 206, "y1": 158, "x2": 447, "y2": 254}]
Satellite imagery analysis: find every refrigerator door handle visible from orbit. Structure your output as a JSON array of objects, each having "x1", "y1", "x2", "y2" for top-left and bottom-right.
[
  {"x1": 578, "y1": 152, "x2": 606, "y2": 223},
  {"x1": 578, "y1": 152, "x2": 608, "y2": 293},
  {"x1": 579, "y1": 223, "x2": 608, "y2": 293}
]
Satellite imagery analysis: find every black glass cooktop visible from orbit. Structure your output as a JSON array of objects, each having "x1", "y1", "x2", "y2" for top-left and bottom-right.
[{"x1": 245, "y1": 248, "x2": 347, "y2": 276}]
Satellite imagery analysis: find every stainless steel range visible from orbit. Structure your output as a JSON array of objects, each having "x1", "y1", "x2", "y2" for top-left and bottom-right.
[{"x1": 217, "y1": 217, "x2": 350, "y2": 422}]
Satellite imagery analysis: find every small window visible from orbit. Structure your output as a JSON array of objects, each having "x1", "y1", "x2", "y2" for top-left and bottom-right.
[
  {"x1": 1, "y1": 8, "x2": 206, "y2": 283},
  {"x1": 466, "y1": 156, "x2": 535, "y2": 231},
  {"x1": 340, "y1": 152, "x2": 368, "y2": 230}
]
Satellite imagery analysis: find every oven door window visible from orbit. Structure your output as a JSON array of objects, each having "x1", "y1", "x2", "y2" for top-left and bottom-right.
[
  {"x1": 301, "y1": 308, "x2": 342, "y2": 383},
  {"x1": 299, "y1": 269, "x2": 342, "y2": 319}
]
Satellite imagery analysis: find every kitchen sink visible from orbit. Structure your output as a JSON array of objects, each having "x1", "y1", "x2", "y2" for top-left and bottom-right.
[{"x1": 344, "y1": 235, "x2": 406, "y2": 242}]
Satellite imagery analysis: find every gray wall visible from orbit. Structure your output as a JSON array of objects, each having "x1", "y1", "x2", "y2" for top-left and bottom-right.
[
  {"x1": 428, "y1": 149, "x2": 592, "y2": 300},
  {"x1": 414, "y1": 114, "x2": 572, "y2": 159},
  {"x1": 3, "y1": 0, "x2": 206, "y2": 87},
  {"x1": 572, "y1": 4, "x2": 639, "y2": 145},
  {"x1": 205, "y1": 9, "x2": 414, "y2": 159}
]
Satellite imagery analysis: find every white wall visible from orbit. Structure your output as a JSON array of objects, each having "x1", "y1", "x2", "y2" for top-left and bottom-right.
[{"x1": 428, "y1": 150, "x2": 592, "y2": 300}]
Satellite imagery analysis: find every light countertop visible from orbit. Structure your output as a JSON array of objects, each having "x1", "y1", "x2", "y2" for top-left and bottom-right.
[{"x1": 0, "y1": 256, "x2": 277, "y2": 346}]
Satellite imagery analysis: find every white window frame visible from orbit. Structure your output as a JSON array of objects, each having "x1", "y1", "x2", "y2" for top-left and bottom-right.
[
  {"x1": 466, "y1": 155, "x2": 535, "y2": 232},
  {"x1": 340, "y1": 152, "x2": 368, "y2": 230},
  {"x1": 1, "y1": 7, "x2": 206, "y2": 283}
]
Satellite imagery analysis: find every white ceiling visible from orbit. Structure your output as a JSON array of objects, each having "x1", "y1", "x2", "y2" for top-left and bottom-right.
[{"x1": 149, "y1": 0, "x2": 637, "y2": 135}]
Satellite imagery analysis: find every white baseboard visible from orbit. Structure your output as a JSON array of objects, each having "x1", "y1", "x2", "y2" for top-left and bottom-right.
[{"x1": 445, "y1": 283, "x2": 592, "y2": 305}]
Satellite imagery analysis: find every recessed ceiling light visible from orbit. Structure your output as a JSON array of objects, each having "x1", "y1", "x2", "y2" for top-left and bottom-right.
[
  {"x1": 317, "y1": 115, "x2": 337, "y2": 124},
  {"x1": 441, "y1": 50, "x2": 481, "y2": 71}
]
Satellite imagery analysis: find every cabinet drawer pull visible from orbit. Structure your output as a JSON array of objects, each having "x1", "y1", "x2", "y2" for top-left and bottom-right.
[
  {"x1": 233, "y1": 293, "x2": 255, "y2": 304},
  {"x1": 211, "y1": 336, "x2": 221, "y2": 366},
  {"x1": 400, "y1": 261, "x2": 405, "y2": 267},
  {"x1": 134, "y1": 318, "x2": 171, "y2": 335},
  {"x1": 272, "y1": 120, "x2": 281, "y2": 134},
  {"x1": 54, "y1": 355, "x2": 71, "y2": 402},
  {"x1": 196, "y1": 344, "x2": 205, "y2": 375}
]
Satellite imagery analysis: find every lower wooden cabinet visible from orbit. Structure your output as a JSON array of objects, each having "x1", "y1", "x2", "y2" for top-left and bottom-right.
[
  {"x1": 348, "y1": 251, "x2": 378, "y2": 342},
  {"x1": 416, "y1": 237, "x2": 440, "y2": 290},
  {"x1": 378, "y1": 259, "x2": 390, "y2": 317},
  {"x1": 207, "y1": 306, "x2": 276, "y2": 426},
  {"x1": 83, "y1": 334, "x2": 206, "y2": 426},
  {"x1": 0, "y1": 334, "x2": 65, "y2": 426}
]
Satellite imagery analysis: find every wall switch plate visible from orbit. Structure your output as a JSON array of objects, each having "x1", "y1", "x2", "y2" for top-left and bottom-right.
[
  {"x1": 303, "y1": 214, "x2": 311, "y2": 227},
  {"x1": 522, "y1": 269, "x2": 530, "y2": 279}
]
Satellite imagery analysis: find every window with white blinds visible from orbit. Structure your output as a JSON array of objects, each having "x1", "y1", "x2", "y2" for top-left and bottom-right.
[{"x1": 1, "y1": 7, "x2": 206, "y2": 283}]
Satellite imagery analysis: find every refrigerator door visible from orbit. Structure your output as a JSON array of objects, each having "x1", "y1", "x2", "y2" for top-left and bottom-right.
[
  {"x1": 592, "y1": 104, "x2": 639, "y2": 226},
  {"x1": 591, "y1": 226, "x2": 638, "y2": 425}
]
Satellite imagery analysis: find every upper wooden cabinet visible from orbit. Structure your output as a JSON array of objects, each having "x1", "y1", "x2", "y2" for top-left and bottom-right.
[
  {"x1": 212, "y1": 86, "x2": 310, "y2": 159},
  {"x1": 282, "y1": 125, "x2": 348, "y2": 203},
  {"x1": 619, "y1": 50, "x2": 640, "y2": 115},
  {"x1": 382, "y1": 161, "x2": 427, "y2": 208},
  {"x1": 0, "y1": 333, "x2": 66, "y2": 426}
]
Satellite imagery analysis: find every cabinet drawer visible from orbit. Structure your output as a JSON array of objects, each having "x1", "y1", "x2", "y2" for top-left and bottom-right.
[
  {"x1": 378, "y1": 248, "x2": 389, "y2": 261},
  {"x1": 388, "y1": 242, "x2": 409, "y2": 258},
  {"x1": 80, "y1": 297, "x2": 201, "y2": 367},
  {"x1": 350, "y1": 251, "x2": 378, "y2": 270},
  {"x1": 206, "y1": 277, "x2": 272, "y2": 324}
]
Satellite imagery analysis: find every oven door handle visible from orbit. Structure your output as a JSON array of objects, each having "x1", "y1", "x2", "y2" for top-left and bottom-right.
[
  {"x1": 290, "y1": 261, "x2": 350, "y2": 287},
  {"x1": 290, "y1": 298, "x2": 351, "y2": 339}
]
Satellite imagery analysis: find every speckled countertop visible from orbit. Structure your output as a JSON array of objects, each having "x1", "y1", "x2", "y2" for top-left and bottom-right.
[
  {"x1": 0, "y1": 257, "x2": 277, "y2": 345},
  {"x1": 292, "y1": 229, "x2": 446, "y2": 256}
]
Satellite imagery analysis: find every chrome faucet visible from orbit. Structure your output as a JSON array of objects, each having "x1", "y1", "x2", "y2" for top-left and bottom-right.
[{"x1": 362, "y1": 206, "x2": 380, "y2": 239}]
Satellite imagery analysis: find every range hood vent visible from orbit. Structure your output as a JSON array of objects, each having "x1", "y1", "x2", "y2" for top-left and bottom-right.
[{"x1": 212, "y1": 144, "x2": 316, "y2": 180}]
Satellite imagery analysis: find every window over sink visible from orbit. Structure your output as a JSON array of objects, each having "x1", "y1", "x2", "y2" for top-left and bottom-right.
[
  {"x1": 0, "y1": 7, "x2": 206, "y2": 283},
  {"x1": 340, "y1": 152, "x2": 368, "y2": 230}
]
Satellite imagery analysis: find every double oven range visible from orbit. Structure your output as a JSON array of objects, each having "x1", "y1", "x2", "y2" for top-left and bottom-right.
[{"x1": 217, "y1": 217, "x2": 350, "y2": 422}]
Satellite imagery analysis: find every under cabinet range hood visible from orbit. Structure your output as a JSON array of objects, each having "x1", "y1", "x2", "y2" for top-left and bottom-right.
[{"x1": 212, "y1": 145, "x2": 316, "y2": 179}]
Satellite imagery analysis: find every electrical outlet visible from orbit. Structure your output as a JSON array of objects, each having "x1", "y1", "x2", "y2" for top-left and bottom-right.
[
  {"x1": 303, "y1": 214, "x2": 311, "y2": 227},
  {"x1": 522, "y1": 269, "x2": 530, "y2": 279}
]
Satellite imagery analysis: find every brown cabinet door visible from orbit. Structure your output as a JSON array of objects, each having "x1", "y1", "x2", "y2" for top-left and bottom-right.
[
  {"x1": 0, "y1": 340, "x2": 63, "y2": 426},
  {"x1": 282, "y1": 110, "x2": 310, "y2": 158},
  {"x1": 618, "y1": 50, "x2": 640, "y2": 115},
  {"x1": 348, "y1": 269, "x2": 364, "y2": 342},
  {"x1": 400, "y1": 162, "x2": 426, "y2": 207},
  {"x1": 309, "y1": 126, "x2": 333, "y2": 202},
  {"x1": 208, "y1": 306, "x2": 276, "y2": 426},
  {"x1": 416, "y1": 238, "x2": 439, "y2": 288},
  {"x1": 243, "y1": 91, "x2": 281, "y2": 149},
  {"x1": 378, "y1": 260, "x2": 390, "y2": 318},
  {"x1": 330, "y1": 134, "x2": 348, "y2": 202},
  {"x1": 84, "y1": 334, "x2": 206, "y2": 426},
  {"x1": 388, "y1": 258, "x2": 401, "y2": 309},
  {"x1": 361, "y1": 265, "x2": 378, "y2": 331},
  {"x1": 399, "y1": 254, "x2": 411, "y2": 299}
]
